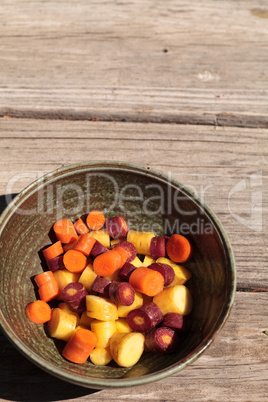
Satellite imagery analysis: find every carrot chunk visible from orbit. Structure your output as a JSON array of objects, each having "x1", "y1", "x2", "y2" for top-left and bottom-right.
[
  {"x1": 166, "y1": 234, "x2": 192, "y2": 263},
  {"x1": 74, "y1": 218, "x2": 89, "y2": 235},
  {"x1": 43, "y1": 241, "x2": 63, "y2": 261},
  {"x1": 129, "y1": 267, "x2": 164, "y2": 297},
  {"x1": 93, "y1": 247, "x2": 128, "y2": 277},
  {"x1": 86, "y1": 210, "x2": 105, "y2": 231},
  {"x1": 25, "y1": 300, "x2": 52, "y2": 324},
  {"x1": 73, "y1": 233, "x2": 96, "y2": 256},
  {"x1": 63, "y1": 249, "x2": 88, "y2": 273},
  {"x1": 34, "y1": 271, "x2": 55, "y2": 287},
  {"x1": 38, "y1": 280, "x2": 59, "y2": 302},
  {"x1": 53, "y1": 219, "x2": 78, "y2": 244},
  {"x1": 62, "y1": 328, "x2": 98, "y2": 364}
]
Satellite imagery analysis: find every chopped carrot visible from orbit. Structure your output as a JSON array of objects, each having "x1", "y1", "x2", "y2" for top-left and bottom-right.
[
  {"x1": 166, "y1": 234, "x2": 192, "y2": 263},
  {"x1": 62, "y1": 328, "x2": 98, "y2": 363},
  {"x1": 113, "y1": 246, "x2": 128, "y2": 267},
  {"x1": 35, "y1": 271, "x2": 59, "y2": 301},
  {"x1": 38, "y1": 279, "x2": 59, "y2": 302},
  {"x1": 63, "y1": 249, "x2": 88, "y2": 273},
  {"x1": 43, "y1": 241, "x2": 63, "y2": 261},
  {"x1": 129, "y1": 267, "x2": 164, "y2": 297},
  {"x1": 86, "y1": 210, "x2": 105, "y2": 231},
  {"x1": 53, "y1": 219, "x2": 78, "y2": 244},
  {"x1": 34, "y1": 271, "x2": 55, "y2": 288},
  {"x1": 25, "y1": 300, "x2": 52, "y2": 324},
  {"x1": 93, "y1": 248, "x2": 127, "y2": 277},
  {"x1": 63, "y1": 239, "x2": 78, "y2": 253},
  {"x1": 74, "y1": 218, "x2": 89, "y2": 235},
  {"x1": 73, "y1": 234, "x2": 96, "y2": 256}
]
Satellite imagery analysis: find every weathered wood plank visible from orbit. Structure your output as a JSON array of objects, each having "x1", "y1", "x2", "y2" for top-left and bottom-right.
[
  {"x1": 1, "y1": 0, "x2": 268, "y2": 126},
  {"x1": 0, "y1": 292, "x2": 267, "y2": 401},
  {"x1": 0, "y1": 118, "x2": 267, "y2": 290}
]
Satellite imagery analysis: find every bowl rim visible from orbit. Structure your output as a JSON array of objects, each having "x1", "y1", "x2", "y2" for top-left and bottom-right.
[{"x1": 0, "y1": 160, "x2": 236, "y2": 389}]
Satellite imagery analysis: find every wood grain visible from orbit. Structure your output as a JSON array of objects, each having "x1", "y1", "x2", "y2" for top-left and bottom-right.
[
  {"x1": 0, "y1": 118, "x2": 267, "y2": 291},
  {"x1": 1, "y1": 0, "x2": 268, "y2": 127},
  {"x1": 0, "y1": 292, "x2": 267, "y2": 401}
]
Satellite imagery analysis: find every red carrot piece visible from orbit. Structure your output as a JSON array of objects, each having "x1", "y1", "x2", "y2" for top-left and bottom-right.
[
  {"x1": 62, "y1": 282, "x2": 88, "y2": 313},
  {"x1": 90, "y1": 240, "x2": 108, "y2": 258},
  {"x1": 25, "y1": 300, "x2": 52, "y2": 324},
  {"x1": 62, "y1": 328, "x2": 98, "y2": 364},
  {"x1": 127, "y1": 302, "x2": 163, "y2": 332},
  {"x1": 113, "y1": 241, "x2": 137, "y2": 262},
  {"x1": 150, "y1": 236, "x2": 167, "y2": 260},
  {"x1": 63, "y1": 250, "x2": 88, "y2": 273},
  {"x1": 106, "y1": 215, "x2": 129, "y2": 239},
  {"x1": 46, "y1": 255, "x2": 65, "y2": 272},
  {"x1": 166, "y1": 234, "x2": 192, "y2": 263},
  {"x1": 161, "y1": 312, "x2": 186, "y2": 332},
  {"x1": 148, "y1": 263, "x2": 175, "y2": 287},
  {"x1": 109, "y1": 282, "x2": 135, "y2": 306},
  {"x1": 129, "y1": 267, "x2": 164, "y2": 297},
  {"x1": 86, "y1": 210, "x2": 105, "y2": 231},
  {"x1": 118, "y1": 262, "x2": 137, "y2": 282},
  {"x1": 145, "y1": 327, "x2": 180, "y2": 353},
  {"x1": 42, "y1": 241, "x2": 63, "y2": 261},
  {"x1": 91, "y1": 276, "x2": 111, "y2": 297},
  {"x1": 53, "y1": 219, "x2": 78, "y2": 244}
]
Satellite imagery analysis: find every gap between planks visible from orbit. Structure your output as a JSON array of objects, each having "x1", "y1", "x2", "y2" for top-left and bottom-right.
[{"x1": 1, "y1": 109, "x2": 268, "y2": 129}]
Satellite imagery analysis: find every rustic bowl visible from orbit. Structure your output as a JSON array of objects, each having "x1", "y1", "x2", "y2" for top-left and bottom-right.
[{"x1": 0, "y1": 161, "x2": 236, "y2": 389}]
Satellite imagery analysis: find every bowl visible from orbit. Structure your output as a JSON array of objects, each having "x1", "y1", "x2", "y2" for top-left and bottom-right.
[{"x1": 0, "y1": 161, "x2": 236, "y2": 389}]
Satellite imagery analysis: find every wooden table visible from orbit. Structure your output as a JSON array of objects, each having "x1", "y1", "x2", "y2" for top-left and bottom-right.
[{"x1": 0, "y1": 1, "x2": 267, "y2": 400}]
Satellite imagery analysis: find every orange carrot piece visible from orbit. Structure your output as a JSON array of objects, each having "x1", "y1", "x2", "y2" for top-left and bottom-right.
[
  {"x1": 63, "y1": 239, "x2": 78, "y2": 253},
  {"x1": 34, "y1": 271, "x2": 55, "y2": 287},
  {"x1": 93, "y1": 248, "x2": 126, "y2": 277},
  {"x1": 166, "y1": 234, "x2": 192, "y2": 263},
  {"x1": 38, "y1": 280, "x2": 59, "y2": 302},
  {"x1": 62, "y1": 328, "x2": 98, "y2": 363},
  {"x1": 43, "y1": 241, "x2": 63, "y2": 261},
  {"x1": 53, "y1": 219, "x2": 78, "y2": 244},
  {"x1": 113, "y1": 246, "x2": 128, "y2": 267},
  {"x1": 74, "y1": 218, "x2": 89, "y2": 235},
  {"x1": 25, "y1": 300, "x2": 52, "y2": 324},
  {"x1": 73, "y1": 234, "x2": 96, "y2": 256},
  {"x1": 86, "y1": 210, "x2": 105, "y2": 231},
  {"x1": 129, "y1": 267, "x2": 164, "y2": 297},
  {"x1": 63, "y1": 249, "x2": 88, "y2": 273}
]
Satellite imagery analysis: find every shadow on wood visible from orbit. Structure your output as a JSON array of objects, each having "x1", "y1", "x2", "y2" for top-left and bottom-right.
[{"x1": 0, "y1": 333, "x2": 97, "y2": 402}]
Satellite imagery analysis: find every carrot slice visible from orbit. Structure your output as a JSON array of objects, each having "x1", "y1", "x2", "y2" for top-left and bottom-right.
[
  {"x1": 73, "y1": 234, "x2": 96, "y2": 256},
  {"x1": 25, "y1": 300, "x2": 52, "y2": 324},
  {"x1": 34, "y1": 271, "x2": 55, "y2": 287},
  {"x1": 74, "y1": 218, "x2": 89, "y2": 235},
  {"x1": 38, "y1": 280, "x2": 59, "y2": 302},
  {"x1": 113, "y1": 246, "x2": 128, "y2": 267},
  {"x1": 86, "y1": 210, "x2": 105, "y2": 231},
  {"x1": 129, "y1": 267, "x2": 164, "y2": 297},
  {"x1": 93, "y1": 248, "x2": 126, "y2": 277},
  {"x1": 62, "y1": 328, "x2": 98, "y2": 363},
  {"x1": 63, "y1": 249, "x2": 88, "y2": 273},
  {"x1": 166, "y1": 234, "x2": 192, "y2": 263},
  {"x1": 43, "y1": 241, "x2": 63, "y2": 261},
  {"x1": 53, "y1": 219, "x2": 78, "y2": 244}
]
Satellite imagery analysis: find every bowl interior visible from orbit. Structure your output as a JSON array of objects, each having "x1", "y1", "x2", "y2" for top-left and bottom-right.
[{"x1": 0, "y1": 162, "x2": 235, "y2": 388}]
